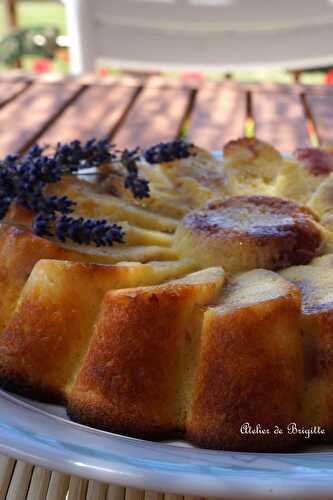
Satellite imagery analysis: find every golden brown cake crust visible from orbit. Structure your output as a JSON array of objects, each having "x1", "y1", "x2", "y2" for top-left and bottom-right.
[
  {"x1": 68, "y1": 288, "x2": 193, "y2": 440},
  {"x1": 174, "y1": 195, "x2": 323, "y2": 273},
  {"x1": 281, "y1": 265, "x2": 333, "y2": 438},
  {"x1": 224, "y1": 137, "x2": 281, "y2": 161},
  {"x1": 0, "y1": 223, "x2": 102, "y2": 333},
  {"x1": 68, "y1": 268, "x2": 224, "y2": 440},
  {"x1": 0, "y1": 367, "x2": 65, "y2": 404},
  {"x1": 187, "y1": 270, "x2": 304, "y2": 451},
  {"x1": 294, "y1": 148, "x2": 333, "y2": 177}
]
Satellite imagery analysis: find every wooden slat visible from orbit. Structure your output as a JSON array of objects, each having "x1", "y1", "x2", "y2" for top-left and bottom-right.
[
  {"x1": 187, "y1": 83, "x2": 246, "y2": 149},
  {"x1": 107, "y1": 484, "x2": 125, "y2": 500},
  {"x1": 86, "y1": 480, "x2": 108, "y2": 500},
  {"x1": 41, "y1": 83, "x2": 139, "y2": 145},
  {"x1": 252, "y1": 91, "x2": 309, "y2": 151},
  {"x1": 0, "y1": 71, "x2": 27, "y2": 82},
  {"x1": 114, "y1": 82, "x2": 191, "y2": 148},
  {"x1": 245, "y1": 81, "x2": 303, "y2": 95},
  {"x1": 0, "y1": 81, "x2": 29, "y2": 108},
  {"x1": 67, "y1": 476, "x2": 88, "y2": 500},
  {"x1": 164, "y1": 495, "x2": 183, "y2": 500},
  {"x1": 306, "y1": 93, "x2": 333, "y2": 145},
  {"x1": 0, "y1": 82, "x2": 83, "y2": 156},
  {"x1": 125, "y1": 488, "x2": 145, "y2": 500},
  {"x1": 145, "y1": 491, "x2": 163, "y2": 500},
  {"x1": 300, "y1": 84, "x2": 333, "y2": 96},
  {"x1": 5, "y1": 460, "x2": 33, "y2": 500},
  {"x1": 26, "y1": 467, "x2": 50, "y2": 500},
  {"x1": 45, "y1": 471, "x2": 70, "y2": 500},
  {"x1": 0, "y1": 456, "x2": 15, "y2": 500}
]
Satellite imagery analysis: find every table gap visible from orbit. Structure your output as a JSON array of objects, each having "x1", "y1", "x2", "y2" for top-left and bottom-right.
[
  {"x1": 39, "y1": 83, "x2": 143, "y2": 146},
  {"x1": 187, "y1": 83, "x2": 246, "y2": 149},
  {"x1": 245, "y1": 90, "x2": 254, "y2": 138},
  {"x1": 304, "y1": 92, "x2": 333, "y2": 146},
  {"x1": 19, "y1": 86, "x2": 88, "y2": 154},
  {"x1": 178, "y1": 87, "x2": 198, "y2": 139},
  {"x1": 0, "y1": 81, "x2": 32, "y2": 110},
  {"x1": 113, "y1": 83, "x2": 192, "y2": 148},
  {"x1": 0, "y1": 82, "x2": 86, "y2": 157},
  {"x1": 108, "y1": 84, "x2": 145, "y2": 143}
]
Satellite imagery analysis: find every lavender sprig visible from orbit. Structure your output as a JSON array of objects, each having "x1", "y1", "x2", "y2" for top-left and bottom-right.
[
  {"x1": 0, "y1": 138, "x2": 158, "y2": 246},
  {"x1": 144, "y1": 139, "x2": 193, "y2": 164},
  {"x1": 33, "y1": 213, "x2": 125, "y2": 247},
  {"x1": 120, "y1": 148, "x2": 150, "y2": 199},
  {"x1": 18, "y1": 192, "x2": 75, "y2": 215},
  {"x1": 0, "y1": 156, "x2": 77, "y2": 219},
  {"x1": 0, "y1": 160, "x2": 25, "y2": 219},
  {"x1": 32, "y1": 212, "x2": 54, "y2": 237},
  {"x1": 18, "y1": 156, "x2": 63, "y2": 185},
  {"x1": 0, "y1": 195, "x2": 12, "y2": 219},
  {"x1": 54, "y1": 138, "x2": 116, "y2": 171}
]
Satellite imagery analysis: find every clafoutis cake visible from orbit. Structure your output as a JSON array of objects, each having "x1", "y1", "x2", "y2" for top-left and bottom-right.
[{"x1": 1, "y1": 137, "x2": 333, "y2": 451}]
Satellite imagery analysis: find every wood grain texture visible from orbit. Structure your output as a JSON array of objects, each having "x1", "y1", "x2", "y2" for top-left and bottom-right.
[
  {"x1": 0, "y1": 82, "x2": 82, "y2": 156},
  {"x1": 0, "y1": 455, "x2": 15, "y2": 500},
  {"x1": 187, "y1": 83, "x2": 246, "y2": 149},
  {"x1": 41, "y1": 84, "x2": 139, "y2": 145},
  {"x1": 246, "y1": 81, "x2": 303, "y2": 95},
  {"x1": 45, "y1": 471, "x2": 70, "y2": 500},
  {"x1": 114, "y1": 83, "x2": 191, "y2": 148},
  {"x1": 145, "y1": 490, "x2": 164, "y2": 500},
  {"x1": 5, "y1": 460, "x2": 33, "y2": 500},
  {"x1": 125, "y1": 487, "x2": 145, "y2": 500},
  {"x1": 67, "y1": 476, "x2": 88, "y2": 500},
  {"x1": 107, "y1": 484, "x2": 126, "y2": 500},
  {"x1": 164, "y1": 495, "x2": 183, "y2": 500},
  {"x1": 306, "y1": 93, "x2": 333, "y2": 145},
  {"x1": 252, "y1": 91, "x2": 309, "y2": 151},
  {"x1": 26, "y1": 467, "x2": 50, "y2": 500},
  {"x1": 86, "y1": 479, "x2": 108, "y2": 500}
]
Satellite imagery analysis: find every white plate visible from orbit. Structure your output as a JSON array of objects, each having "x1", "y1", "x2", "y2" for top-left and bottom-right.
[
  {"x1": 1, "y1": 151, "x2": 333, "y2": 498},
  {"x1": 1, "y1": 389, "x2": 333, "y2": 499}
]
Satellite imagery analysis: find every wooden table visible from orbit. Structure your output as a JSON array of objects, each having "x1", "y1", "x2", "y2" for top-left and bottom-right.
[
  {"x1": 1, "y1": 72, "x2": 333, "y2": 157},
  {"x1": 1, "y1": 72, "x2": 333, "y2": 500}
]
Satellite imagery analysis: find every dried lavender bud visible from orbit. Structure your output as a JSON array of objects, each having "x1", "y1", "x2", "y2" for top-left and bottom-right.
[
  {"x1": 16, "y1": 186, "x2": 44, "y2": 212},
  {"x1": 43, "y1": 195, "x2": 76, "y2": 214},
  {"x1": 0, "y1": 195, "x2": 12, "y2": 219},
  {"x1": 26, "y1": 144, "x2": 45, "y2": 159},
  {"x1": 18, "y1": 192, "x2": 75, "y2": 214},
  {"x1": 124, "y1": 174, "x2": 150, "y2": 199},
  {"x1": 32, "y1": 212, "x2": 55, "y2": 237},
  {"x1": 32, "y1": 212, "x2": 125, "y2": 247},
  {"x1": 0, "y1": 167, "x2": 17, "y2": 219},
  {"x1": 3, "y1": 154, "x2": 19, "y2": 169},
  {"x1": 54, "y1": 215, "x2": 125, "y2": 246},
  {"x1": 54, "y1": 138, "x2": 116, "y2": 170},
  {"x1": 0, "y1": 166, "x2": 17, "y2": 198},
  {"x1": 18, "y1": 157, "x2": 63, "y2": 186},
  {"x1": 144, "y1": 139, "x2": 193, "y2": 164},
  {"x1": 121, "y1": 148, "x2": 150, "y2": 199},
  {"x1": 121, "y1": 148, "x2": 140, "y2": 175}
]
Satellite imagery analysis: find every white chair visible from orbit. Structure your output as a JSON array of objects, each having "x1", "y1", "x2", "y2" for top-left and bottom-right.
[{"x1": 64, "y1": 0, "x2": 333, "y2": 74}]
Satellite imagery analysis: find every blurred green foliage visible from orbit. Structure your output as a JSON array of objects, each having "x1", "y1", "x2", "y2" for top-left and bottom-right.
[{"x1": 0, "y1": 1, "x2": 66, "y2": 35}]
